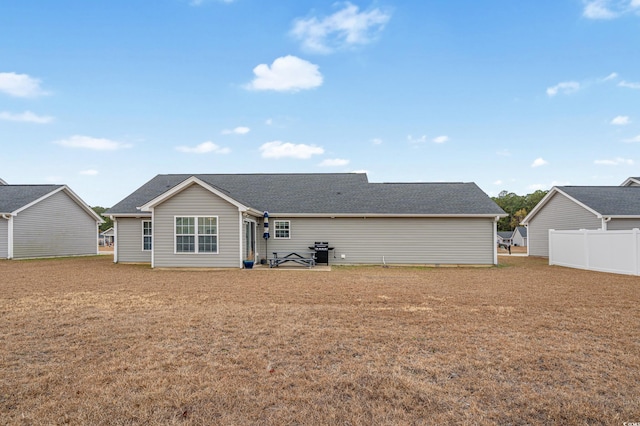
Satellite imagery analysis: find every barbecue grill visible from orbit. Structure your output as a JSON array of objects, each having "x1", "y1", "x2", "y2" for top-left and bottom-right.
[{"x1": 309, "y1": 242, "x2": 334, "y2": 265}]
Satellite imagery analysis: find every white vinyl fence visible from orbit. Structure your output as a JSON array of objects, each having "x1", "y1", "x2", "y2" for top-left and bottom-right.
[{"x1": 549, "y1": 228, "x2": 640, "y2": 276}]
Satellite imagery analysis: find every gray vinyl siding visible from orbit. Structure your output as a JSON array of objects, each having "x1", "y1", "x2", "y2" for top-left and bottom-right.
[
  {"x1": 608, "y1": 218, "x2": 640, "y2": 230},
  {"x1": 0, "y1": 218, "x2": 7, "y2": 258},
  {"x1": 257, "y1": 217, "x2": 495, "y2": 265},
  {"x1": 115, "y1": 217, "x2": 152, "y2": 263},
  {"x1": 153, "y1": 184, "x2": 241, "y2": 268},
  {"x1": 528, "y1": 192, "x2": 601, "y2": 257},
  {"x1": 12, "y1": 190, "x2": 97, "y2": 259}
]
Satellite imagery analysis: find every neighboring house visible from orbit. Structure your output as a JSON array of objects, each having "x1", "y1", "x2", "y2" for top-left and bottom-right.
[
  {"x1": 521, "y1": 185, "x2": 640, "y2": 257},
  {"x1": 0, "y1": 178, "x2": 7, "y2": 185},
  {"x1": 105, "y1": 173, "x2": 507, "y2": 268},
  {"x1": 100, "y1": 227, "x2": 115, "y2": 246},
  {"x1": 0, "y1": 184, "x2": 104, "y2": 259},
  {"x1": 512, "y1": 226, "x2": 527, "y2": 246},
  {"x1": 497, "y1": 232, "x2": 512, "y2": 246},
  {"x1": 621, "y1": 177, "x2": 640, "y2": 187}
]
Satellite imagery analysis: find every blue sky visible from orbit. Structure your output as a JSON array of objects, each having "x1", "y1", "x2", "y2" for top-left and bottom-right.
[{"x1": 1, "y1": 0, "x2": 639, "y2": 207}]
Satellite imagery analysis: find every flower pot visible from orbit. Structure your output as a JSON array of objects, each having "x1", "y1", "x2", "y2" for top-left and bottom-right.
[{"x1": 243, "y1": 260, "x2": 254, "y2": 269}]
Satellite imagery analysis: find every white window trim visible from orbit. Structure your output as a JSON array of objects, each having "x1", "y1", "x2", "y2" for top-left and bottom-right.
[
  {"x1": 273, "y1": 220, "x2": 291, "y2": 239},
  {"x1": 174, "y1": 215, "x2": 219, "y2": 254},
  {"x1": 142, "y1": 220, "x2": 153, "y2": 252}
]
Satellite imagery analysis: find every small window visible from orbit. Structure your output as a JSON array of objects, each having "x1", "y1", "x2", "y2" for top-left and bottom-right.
[
  {"x1": 274, "y1": 220, "x2": 290, "y2": 239},
  {"x1": 175, "y1": 216, "x2": 218, "y2": 253},
  {"x1": 142, "y1": 220, "x2": 152, "y2": 251}
]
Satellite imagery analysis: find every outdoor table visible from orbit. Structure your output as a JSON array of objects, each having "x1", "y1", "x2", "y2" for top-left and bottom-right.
[{"x1": 269, "y1": 251, "x2": 316, "y2": 268}]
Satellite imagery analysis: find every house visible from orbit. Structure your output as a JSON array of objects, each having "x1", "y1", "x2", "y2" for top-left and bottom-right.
[
  {"x1": 621, "y1": 177, "x2": 640, "y2": 187},
  {"x1": 521, "y1": 185, "x2": 640, "y2": 257},
  {"x1": 0, "y1": 183, "x2": 104, "y2": 259},
  {"x1": 100, "y1": 227, "x2": 115, "y2": 246},
  {"x1": 105, "y1": 173, "x2": 506, "y2": 268},
  {"x1": 511, "y1": 226, "x2": 527, "y2": 246},
  {"x1": 497, "y1": 231, "x2": 513, "y2": 246}
]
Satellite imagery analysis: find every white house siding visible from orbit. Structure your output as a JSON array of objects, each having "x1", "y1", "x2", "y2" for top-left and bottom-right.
[
  {"x1": 257, "y1": 217, "x2": 495, "y2": 265},
  {"x1": 528, "y1": 193, "x2": 601, "y2": 257},
  {"x1": 608, "y1": 219, "x2": 640, "y2": 230},
  {"x1": 12, "y1": 190, "x2": 97, "y2": 259},
  {"x1": 512, "y1": 230, "x2": 527, "y2": 247},
  {"x1": 114, "y1": 217, "x2": 152, "y2": 263},
  {"x1": 153, "y1": 184, "x2": 241, "y2": 268},
  {"x1": 0, "y1": 218, "x2": 7, "y2": 258}
]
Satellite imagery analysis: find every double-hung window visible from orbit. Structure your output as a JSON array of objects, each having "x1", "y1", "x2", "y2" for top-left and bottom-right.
[
  {"x1": 175, "y1": 216, "x2": 218, "y2": 253},
  {"x1": 274, "y1": 220, "x2": 290, "y2": 239},
  {"x1": 142, "y1": 220, "x2": 152, "y2": 251}
]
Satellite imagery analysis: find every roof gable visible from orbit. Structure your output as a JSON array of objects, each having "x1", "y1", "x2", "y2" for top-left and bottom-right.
[
  {"x1": 0, "y1": 184, "x2": 104, "y2": 222},
  {"x1": 139, "y1": 176, "x2": 253, "y2": 212},
  {"x1": 621, "y1": 177, "x2": 640, "y2": 187},
  {"x1": 522, "y1": 185, "x2": 640, "y2": 224}
]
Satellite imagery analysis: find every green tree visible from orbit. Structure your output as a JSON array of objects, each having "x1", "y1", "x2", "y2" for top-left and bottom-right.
[
  {"x1": 492, "y1": 189, "x2": 548, "y2": 232},
  {"x1": 510, "y1": 208, "x2": 528, "y2": 229},
  {"x1": 92, "y1": 206, "x2": 113, "y2": 232}
]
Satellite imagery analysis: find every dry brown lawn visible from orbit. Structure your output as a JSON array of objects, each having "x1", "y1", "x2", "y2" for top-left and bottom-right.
[{"x1": 1, "y1": 255, "x2": 639, "y2": 425}]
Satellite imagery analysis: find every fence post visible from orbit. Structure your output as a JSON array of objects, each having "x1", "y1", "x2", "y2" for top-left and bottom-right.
[
  {"x1": 582, "y1": 229, "x2": 589, "y2": 269},
  {"x1": 635, "y1": 228, "x2": 639, "y2": 276},
  {"x1": 548, "y1": 229, "x2": 554, "y2": 265}
]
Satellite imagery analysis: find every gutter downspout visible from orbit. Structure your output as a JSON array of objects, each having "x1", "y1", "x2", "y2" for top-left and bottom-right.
[
  {"x1": 602, "y1": 217, "x2": 611, "y2": 231},
  {"x1": 493, "y1": 216, "x2": 499, "y2": 265},
  {"x1": 2, "y1": 214, "x2": 14, "y2": 259},
  {"x1": 110, "y1": 215, "x2": 118, "y2": 264}
]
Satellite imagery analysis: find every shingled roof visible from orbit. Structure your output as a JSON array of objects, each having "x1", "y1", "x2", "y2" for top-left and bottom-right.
[
  {"x1": 0, "y1": 185, "x2": 65, "y2": 214},
  {"x1": 557, "y1": 186, "x2": 640, "y2": 216},
  {"x1": 106, "y1": 173, "x2": 506, "y2": 217}
]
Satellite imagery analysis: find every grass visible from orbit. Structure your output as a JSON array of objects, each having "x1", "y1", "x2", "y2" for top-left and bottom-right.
[{"x1": 1, "y1": 255, "x2": 639, "y2": 425}]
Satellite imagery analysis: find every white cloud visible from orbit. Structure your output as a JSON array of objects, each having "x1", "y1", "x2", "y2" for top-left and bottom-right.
[
  {"x1": 497, "y1": 149, "x2": 511, "y2": 157},
  {"x1": 611, "y1": 115, "x2": 630, "y2": 125},
  {"x1": 433, "y1": 135, "x2": 449, "y2": 144},
  {"x1": 546, "y1": 81, "x2": 580, "y2": 97},
  {"x1": 583, "y1": 0, "x2": 618, "y2": 19},
  {"x1": 619, "y1": 80, "x2": 640, "y2": 89},
  {"x1": 80, "y1": 169, "x2": 99, "y2": 176},
  {"x1": 176, "y1": 141, "x2": 230, "y2": 154},
  {"x1": 594, "y1": 157, "x2": 634, "y2": 165},
  {"x1": 319, "y1": 158, "x2": 350, "y2": 167},
  {"x1": 624, "y1": 135, "x2": 640, "y2": 143},
  {"x1": 54, "y1": 135, "x2": 132, "y2": 151},
  {"x1": 603, "y1": 72, "x2": 618, "y2": 81},
  {"x1": 190, "y1": 0, "x2": 234, "y2": 5},
  {"x1": 494, "y1": 180, "x2": 503, "y2": 185},
  {"x1": 0, "y1": 111, "x2": 53, "y2": 124},
  {"x1": 291, "y1": 2, "x2": 391, "y2": 54},
  {"x1": 221, "y1": 126, "x2": 250, "y2": 135},
  {"x1": 0, "y1": 72, "x2": 48, "y2": 98},
  {"x1": 531, "y1": 157, "x2": 549, "y2": 168},
  {"x1": 245, "y1": 55, "x2": 323, "y2": 92},
  {"x1": 407, "y1": 134, "x2": 428, "y2": 144},
  {"x1": 265, "y1": 118, "x2": 273, "y2": 126},
  {"x1": 583, "y1": 0, "x2": 640, "y2": 19},
  {"x1": 260, "y1": 141, "x2": 324, "y2": 159},
  {"x1": 371, "y1": 138, "x2": 382, "y2": 145}
]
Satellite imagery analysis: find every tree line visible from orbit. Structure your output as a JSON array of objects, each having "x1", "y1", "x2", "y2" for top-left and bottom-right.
[
  {"x1": 491, "y1": 190, "x2": 547, "y2": 232},
  {"x1": 92, "y1": 206, "x2": 113, "y2": 232}
]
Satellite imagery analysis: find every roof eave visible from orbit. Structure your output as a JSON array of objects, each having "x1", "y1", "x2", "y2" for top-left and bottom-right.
[{"x1": 266, "y1": 213, "x2": 507, "y2": 218}]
